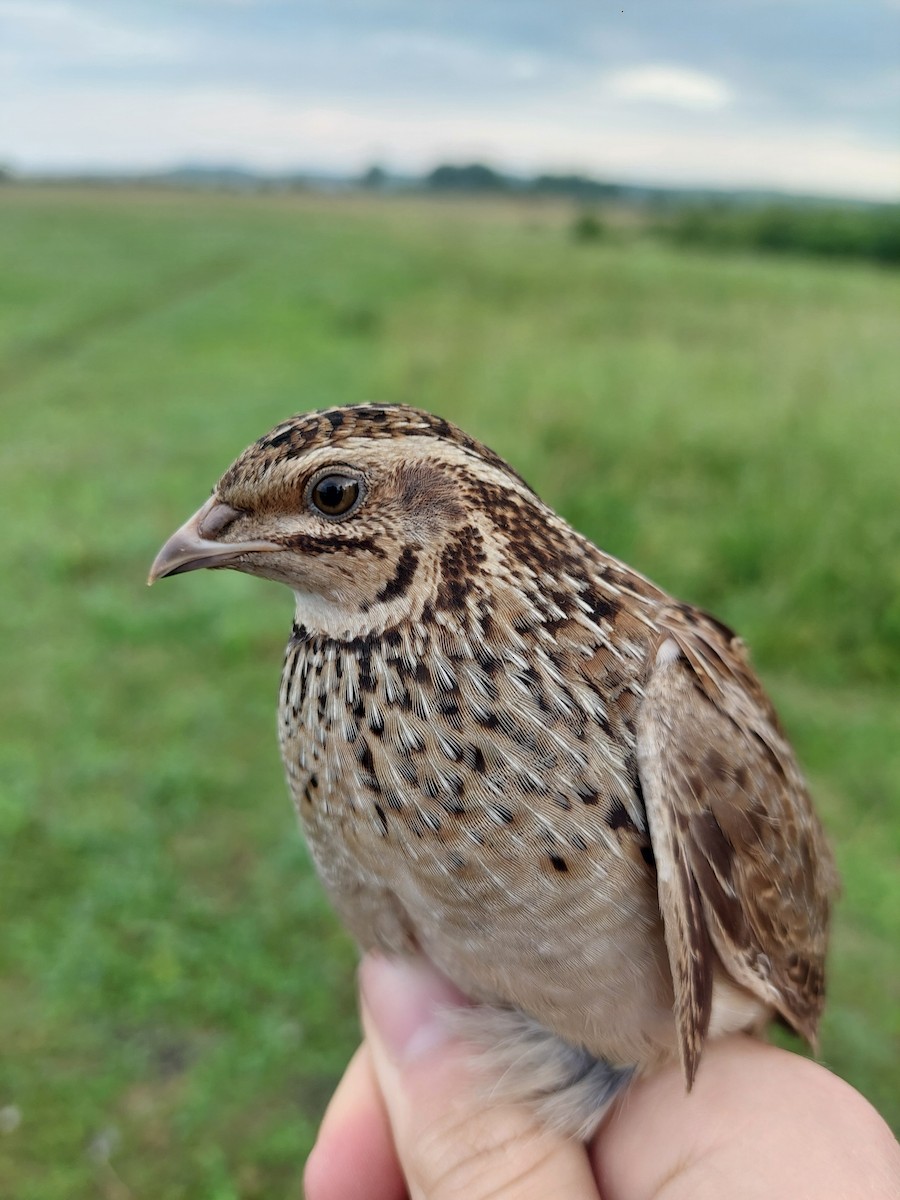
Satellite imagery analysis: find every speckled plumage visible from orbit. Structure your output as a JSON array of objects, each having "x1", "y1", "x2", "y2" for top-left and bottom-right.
[{"x1": 150, "y1": 403, "x2": 838, "y2": 1136}]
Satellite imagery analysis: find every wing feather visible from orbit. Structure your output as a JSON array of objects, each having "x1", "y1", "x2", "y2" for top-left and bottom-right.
[{"x1": 636, "y1": 612, "x2": 838, "y2": 1086}]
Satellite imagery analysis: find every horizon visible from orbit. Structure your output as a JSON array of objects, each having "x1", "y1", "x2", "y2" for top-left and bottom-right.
[{"x1": 6, "y1": 158, "x2": 896, "y2": 209}]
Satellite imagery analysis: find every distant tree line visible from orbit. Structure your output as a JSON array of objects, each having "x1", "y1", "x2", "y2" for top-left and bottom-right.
[
  {"x1": 652, "y1": 202, "x2": 900, "y2": 266},
  {"x1": 422, "y1": 162, "x2": 621, "y2": 200},
  {"x1": 413, "y1": 163, "x2": 899, "y2": 265}
]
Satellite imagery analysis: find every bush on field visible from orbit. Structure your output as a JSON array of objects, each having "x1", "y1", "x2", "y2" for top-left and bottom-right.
[
  {"x1": 658, "y1": 202, "x2": 900, "y2": 265},
  {"x1": 570, "y1": 210, "x2": 607, "y2": 242}
]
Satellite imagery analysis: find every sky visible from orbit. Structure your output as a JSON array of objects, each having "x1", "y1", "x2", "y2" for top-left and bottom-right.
[{"x1": 1, "y1": 0, "x2": 898, "y2": 200}]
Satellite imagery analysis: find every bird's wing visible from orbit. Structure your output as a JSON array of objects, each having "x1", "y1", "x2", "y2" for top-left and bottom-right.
[{"x1": 635, "y1": 608, "x2": 838, "y2": 1087}]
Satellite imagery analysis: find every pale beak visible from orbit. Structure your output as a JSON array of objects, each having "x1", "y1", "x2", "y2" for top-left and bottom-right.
[{"x1": 148, "y1": 495, "x2": 280, "y2": 584}]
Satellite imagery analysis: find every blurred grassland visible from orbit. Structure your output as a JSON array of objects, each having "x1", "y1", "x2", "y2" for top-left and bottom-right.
[{"x1": 1, "y1": 186, "x2": 898, "y2": 1199}]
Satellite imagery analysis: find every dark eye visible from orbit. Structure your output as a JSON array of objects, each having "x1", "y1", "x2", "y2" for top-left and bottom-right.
[{"x1": 309, "y1": 473, "x2": 362, "y2": 518}]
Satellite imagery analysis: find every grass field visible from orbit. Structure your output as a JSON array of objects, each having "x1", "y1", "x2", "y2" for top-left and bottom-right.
[{"x1": 1, "y1": 186, "x2": 898, "y2": 1198}]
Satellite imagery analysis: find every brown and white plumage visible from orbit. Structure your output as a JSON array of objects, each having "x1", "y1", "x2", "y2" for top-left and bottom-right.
[{"x1": 150, "y1": 404, "x2": 838, "y2": 1136}]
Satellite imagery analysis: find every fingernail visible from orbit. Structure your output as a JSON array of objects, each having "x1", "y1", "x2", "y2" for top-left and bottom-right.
[{"x1": 360, "y1": 955, "x2": 468, "y2": 1064}]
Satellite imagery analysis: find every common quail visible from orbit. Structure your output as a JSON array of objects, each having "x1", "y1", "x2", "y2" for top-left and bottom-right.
[{"x1": 150, "y1": 404, "x2": 838, "y2": 1136}]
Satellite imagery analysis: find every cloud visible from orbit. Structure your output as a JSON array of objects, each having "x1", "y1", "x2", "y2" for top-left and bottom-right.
[
  {"x1": 604, "y1": 65, "x2": 733, "y2": 111},
  {"x1": 0, "y1": 0, "x2": 182, "y2": 66},
  {"x1": 363, "y1": 29, "x2": 550, "y2": 85}
]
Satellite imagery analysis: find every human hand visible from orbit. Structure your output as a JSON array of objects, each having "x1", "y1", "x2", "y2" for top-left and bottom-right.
[{"x1": 304, "y1": 955, "x2": 900, "y2": 1200}]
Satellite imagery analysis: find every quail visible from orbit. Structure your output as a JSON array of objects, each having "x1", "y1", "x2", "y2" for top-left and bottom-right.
[{"x1": 150, "y1": 404, "x2": 838, "y2": 1137}]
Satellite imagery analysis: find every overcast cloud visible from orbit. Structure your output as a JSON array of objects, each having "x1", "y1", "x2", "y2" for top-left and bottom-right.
[{"x1": 1, "y1": 0, "x2": 897, "y2": 198}]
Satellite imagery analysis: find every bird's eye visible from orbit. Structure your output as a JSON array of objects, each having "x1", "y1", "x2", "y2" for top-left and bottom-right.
[{"x1": 309, "y1": 472, "x2": 363, "y2": 518}]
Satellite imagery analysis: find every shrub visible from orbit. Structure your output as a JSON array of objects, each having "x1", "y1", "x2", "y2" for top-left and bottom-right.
[
  {"x1": 571, "y1": 211, "x2": 607, "y2": 242},
  {"x1": 658, "y1": 202, "x2": 900, "y2": 266}
]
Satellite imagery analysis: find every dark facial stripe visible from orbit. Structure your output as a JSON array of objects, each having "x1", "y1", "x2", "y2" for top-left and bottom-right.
[
  {"x1": 277, "y1": 533, "x2": 386, "y2": 557},
  {"x1": 376, "y1": 546, "x2": 419, "y2": 603}
]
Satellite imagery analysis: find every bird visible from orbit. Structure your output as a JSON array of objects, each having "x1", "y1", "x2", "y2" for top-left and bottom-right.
[{"x1": 149, "y1": 403, "x2": 839, "y2": 1137}]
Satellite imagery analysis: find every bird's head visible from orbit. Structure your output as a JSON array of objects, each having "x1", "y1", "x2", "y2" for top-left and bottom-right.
[{"x1": 149, "y1": 404, "x2": 537, "y2": 639}]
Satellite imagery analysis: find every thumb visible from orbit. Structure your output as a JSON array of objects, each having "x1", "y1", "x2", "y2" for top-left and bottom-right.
[{"x1": 359, "y1": 955, "x2": 600, "y2": 1200}]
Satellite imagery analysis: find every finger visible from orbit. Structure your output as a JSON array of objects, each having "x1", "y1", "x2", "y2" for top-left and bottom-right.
[
  {"x1": 304, "y1": 1042, "x2": 406, "y2": 1200},
  {"x1": 591, "y1": 1035, "x2": 900, "y2": 1200},
  {"x1": 360, "y1": 954, "x2": 601, "y2": 1200}
]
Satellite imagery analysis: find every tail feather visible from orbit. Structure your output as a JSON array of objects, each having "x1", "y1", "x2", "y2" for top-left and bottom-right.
[{"x1": 444, "y1": 1004, "x2": 635, "y2": 1140}]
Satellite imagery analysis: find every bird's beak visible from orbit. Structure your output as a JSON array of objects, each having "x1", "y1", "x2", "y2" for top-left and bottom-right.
[{"x1": 148, "y1": 495, "x2": 280, "y2": 584}]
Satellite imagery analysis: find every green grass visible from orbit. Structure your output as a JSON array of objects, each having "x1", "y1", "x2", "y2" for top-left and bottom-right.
[{"x1": 1, "y1": 186, "x2": 898, "y2": 1197}]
